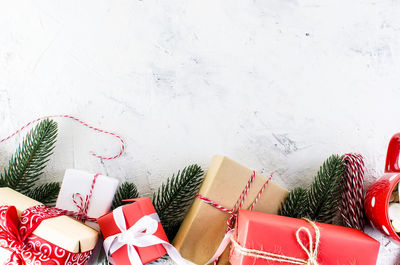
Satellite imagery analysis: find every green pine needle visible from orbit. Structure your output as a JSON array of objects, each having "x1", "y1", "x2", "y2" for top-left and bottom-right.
[
  {"x1": 112, "y1": 182, "x2": 139, "y2": 209},
  {"x1": 0, "y1": 119, "x2": 58, "y2": 196},
  {"x1": 308, "y1": 154, "x2": 345, "y2": 223},
  {"x1": 99, "y1": 257, "x2": 110, "y2": 265},
  {"x1": 98, "y1": 245, "x2": 111, "y2": 265},
  {"x1": 27, "y1": 182, "x2": 61, "y2": 205},
  {"x1": 152, "y1": 164, "x2": 204, "y2": 240},
  {"x1": 279, "y1": 187, "x2": 308, "y2": 218}
]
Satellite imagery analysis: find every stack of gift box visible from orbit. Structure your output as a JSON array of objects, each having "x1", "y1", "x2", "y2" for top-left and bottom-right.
[{"x1": 0, "y1": 155, "x2": 382, "y2": 265}]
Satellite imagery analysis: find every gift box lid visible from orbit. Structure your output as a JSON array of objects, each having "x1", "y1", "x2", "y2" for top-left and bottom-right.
[
  {"x1": 233, "y1": 210, "x2": 380, "y2": 265},
  {"x1": 0, "y1": 187, "x2": 98, "y2": 253}
]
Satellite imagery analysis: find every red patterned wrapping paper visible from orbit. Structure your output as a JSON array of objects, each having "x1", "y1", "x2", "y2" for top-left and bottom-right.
[{"x1": 0, "y1": 205, "x2": 93, "y2": 265}]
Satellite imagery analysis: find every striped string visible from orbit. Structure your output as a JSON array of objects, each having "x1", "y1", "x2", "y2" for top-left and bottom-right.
[
  {"x1": 249, "y1": 173, "x2": 273, "y2": 211},
  {"x1": 0, "y1": 115, "x2": 125, "y2": 160},
  {"x1": 341, "y1": 153, "x2": 365, "y2": 231},
  {"x1": 196, "y1": 171, "x2": 273, "y2": 264},
  {"x1": 56, "y1": 173, "x2": 100, "y2": 223}
]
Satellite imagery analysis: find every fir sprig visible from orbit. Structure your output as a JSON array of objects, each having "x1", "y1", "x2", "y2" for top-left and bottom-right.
[
  {"x1": 153, "y1": 164, "x2": 204, "y2": 240},
  {"x1": 27, "y1": 182, "x2": 61, "y2": 205},
  {"x1": 308, "y1": 154, "x2": 345, "y2": 223},
  {"x1": 112, "y1": 182, "x2": 139, "y2": 209},
  {"x1": 279, "y1": 187, "x2": 308, "y2": 218},
  {"x1": 279, "y1": 154, "x2": 345, "y2": 223},
  {"x1": 0, "y1": 119, "x2": 58, "y2": 197}
]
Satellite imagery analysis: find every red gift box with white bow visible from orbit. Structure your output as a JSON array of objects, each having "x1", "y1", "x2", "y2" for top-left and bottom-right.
[
  {"x1": 228, "y1": 210, "x2": 380, "y2": 265},
  {"x1": 97, "y1": 197, "x2": 187, "y2": 265}
]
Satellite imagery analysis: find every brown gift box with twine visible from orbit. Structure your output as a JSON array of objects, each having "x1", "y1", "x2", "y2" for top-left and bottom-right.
[
  {"x1": 0, "y1": 187, "x2": 98, "y2": 253},
  {"x1": 172, "y1": 155, "x2": 289, "y2": 265}
]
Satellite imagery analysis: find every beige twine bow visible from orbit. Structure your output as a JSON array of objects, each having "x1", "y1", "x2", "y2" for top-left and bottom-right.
[{"x1": 231, "y1": 218, "x2": 320, "y2": 265}]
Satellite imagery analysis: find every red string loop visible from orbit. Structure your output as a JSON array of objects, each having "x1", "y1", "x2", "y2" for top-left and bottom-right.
[{"x1": 0, "y1": 115, "x2": 125, "y2": 160}]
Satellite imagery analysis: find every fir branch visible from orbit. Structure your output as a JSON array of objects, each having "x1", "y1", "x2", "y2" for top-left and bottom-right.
[
  {"x1": 308, "y1": 154, "x2": 345, "y2": 223},
  {"x1": 112, "y1": 182, "x2": 139, "y2": 209},
  {"x1": 27, "y1": 182, "x2": 61, "y2": 205},
  {"x1": 152, "y1": 164, "x2": 204, "y2": 240},
  {"x1": 99, "y1": 257, "x2": 110, "y2": 265},
  {"x1": 0, "y1": 119, "x2": 58, "y2": 195},
  {"x1": 98, "y1": 246, "x2": 111, "y2": 265},
  {"x1": 279, "y1": 187, "x2": 308, "y2": 218}
]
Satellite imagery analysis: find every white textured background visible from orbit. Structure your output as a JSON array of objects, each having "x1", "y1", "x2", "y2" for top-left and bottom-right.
[{"x1": 0, "y1": 0, "x2": 399, "y2": 264}]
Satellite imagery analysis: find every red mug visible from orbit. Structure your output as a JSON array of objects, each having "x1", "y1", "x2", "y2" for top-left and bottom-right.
[{"x1": 365, "y1": 133, "x2": 400, "y2": 241}]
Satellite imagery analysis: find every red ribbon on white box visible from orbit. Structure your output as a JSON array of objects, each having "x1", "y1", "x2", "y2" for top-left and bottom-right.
[{"x1": 103, "y1": 207, "x2": 188, "y2": 265}]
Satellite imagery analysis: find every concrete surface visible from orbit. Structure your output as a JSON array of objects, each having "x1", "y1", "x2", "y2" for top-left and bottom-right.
[{"x1": 0, "y1": 0, "x2": 400, "y2": 264}]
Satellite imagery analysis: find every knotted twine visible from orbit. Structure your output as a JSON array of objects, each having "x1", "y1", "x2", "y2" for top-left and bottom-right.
[
  {"x1": 230, "y1": 218, "x2": 320, "y2": 265},
  {"x1": 196, "y1": 171, "x2": 273, "y2": 264},
  {"x1": 57, "y1": 173, "x2": 100, "y2": 223}
]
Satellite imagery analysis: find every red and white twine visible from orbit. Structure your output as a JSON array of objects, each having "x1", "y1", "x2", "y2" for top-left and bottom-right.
[
  {"x1": 54, "y1": 173, "x2": 100, "y2": 223},
  {"x1": 0, "y1": 115, "x2": 125, "y2": 160},
  {"x1": 196, "y1": 171, "x2": 273, "y2": 265},
  {"x1": 72, "y1": 173, "x2": 99, "y2": 222},
  {"x1": 341, "y1": 153, "x2": 365, "y2": 231}
]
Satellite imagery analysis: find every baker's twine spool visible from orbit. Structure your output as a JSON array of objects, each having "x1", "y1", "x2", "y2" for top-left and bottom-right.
[{"x1": 341, "y1": 153, "x2": 365, "y2": 230}]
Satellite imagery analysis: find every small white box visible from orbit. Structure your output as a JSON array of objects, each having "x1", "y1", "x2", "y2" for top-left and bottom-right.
[
  {"x1": 56, "y1": 169, "x2": 119, "y2": 265},
  {"x1": 56, "y1": 169, "x2": 119, "y2": 230}
]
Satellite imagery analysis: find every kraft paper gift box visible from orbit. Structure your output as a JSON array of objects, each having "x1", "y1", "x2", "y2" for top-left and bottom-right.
[
  {"x1": 98, "y1": 197, "x2": 169, "y2": 265},
  {"x1": 0, "y1": 188, "x2": 99, "y2": 264},
  {"x1": 56, "y1": 169, "x2": 119, "y2": 265},
  {"x1": 173, "y1": 155, "x2": 289, "y2": 265},
  {"x1": 230, "y1": 210, "x2": 380, "y2": 265}
]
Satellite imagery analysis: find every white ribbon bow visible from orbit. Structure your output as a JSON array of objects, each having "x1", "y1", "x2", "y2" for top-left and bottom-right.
[{"x1": 103, "y1": 206, "x2": 188, "y2": 265}]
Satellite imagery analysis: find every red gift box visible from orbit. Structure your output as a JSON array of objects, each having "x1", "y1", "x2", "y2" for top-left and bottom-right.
[
  {"x1": 229, "y1": 210, "x2": 380, "y2": 265},
  {"x1": 98, "y1": 198, "x2": 168, "y2": 265}
]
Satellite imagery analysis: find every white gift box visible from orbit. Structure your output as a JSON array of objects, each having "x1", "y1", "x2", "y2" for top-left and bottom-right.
[
  {"x1": 56, "y1": 169, "x2": 119, "y2": 265},
  {"x1": 56, "y1": 169, "x2": 119, "y2": 230}
]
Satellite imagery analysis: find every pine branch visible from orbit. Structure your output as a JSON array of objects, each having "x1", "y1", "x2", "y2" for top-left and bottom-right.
[
  {"x1": 112, "y1": 182, "x2": 139, "y2": 209},
  {"x1": 279, "y1": 187, "x2": 308, "y2": 218},
  {"x1": 27, "y1": 182, "x2": 61, "y2": 205},
  {"x1": 98, "y1": 245, "x2": 111, "y2": 265},
  {"x1": 308, "y1": 154, "x2": 345, "y2": 223},
  {"x1": 0, "y1": 119, "x2": 58, "y2": 195},
  {"x1": 152, "y1": 164, "x2": 204, "y2": 240},
  {"x1": 99, "y1": 257, "x2": 111, "y2": 265}
]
